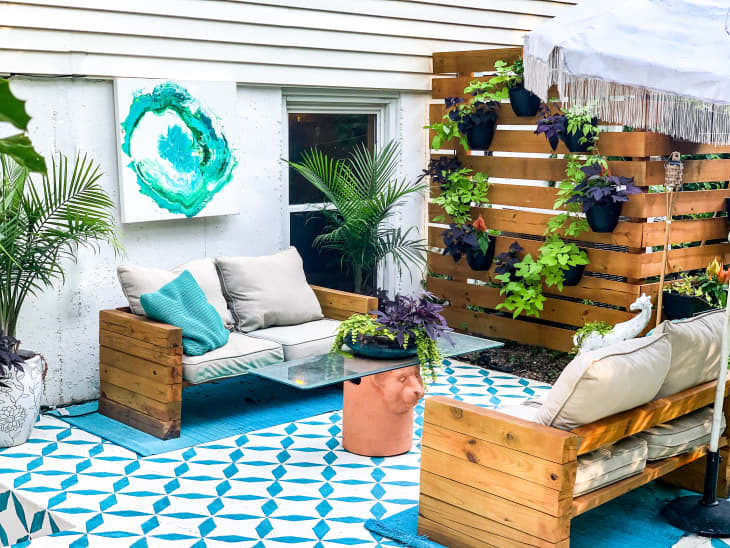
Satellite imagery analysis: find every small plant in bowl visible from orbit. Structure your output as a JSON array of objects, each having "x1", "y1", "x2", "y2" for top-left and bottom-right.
[
  {"x1": 535, "y1": 104, "x2": 600, "y2": 152},
  {"x1": 662, "y1": 259, "x2": 729, "y2": 320},
  {"x1": 567, "y1": 164, "x2": 642, "y2": 232},
  {"x1": 427, "y1": 85, "x2": 501, "y2": 151},
  {"x1": 331, "y1": 292, "x2": 453, "y2": 383},
  {"x1": 491, "y1": 59, "x2": 542, "y2": 117}
]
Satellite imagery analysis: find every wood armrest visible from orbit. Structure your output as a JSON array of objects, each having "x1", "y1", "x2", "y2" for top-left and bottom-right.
[
  {"x1": 100, "y1": 309, "x2": 182, "y2": 349},
  {"x1": 310, "y1": 285, "x2": 378, "y2": 321},
  {"x1": 424, "y1": 396, "x2": 579, "y2": 464}
]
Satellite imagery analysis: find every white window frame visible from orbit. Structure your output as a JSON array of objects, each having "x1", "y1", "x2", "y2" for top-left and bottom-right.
[{"x1": 281, "y1": 89, "x2": 401, "y2": 290}]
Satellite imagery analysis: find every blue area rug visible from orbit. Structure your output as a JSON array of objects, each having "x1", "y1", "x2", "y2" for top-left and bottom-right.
[
  {"x1": 48, "y1": 375, "x2": 342, "y2": 456},
  {"x1": 366, "y1": 482, "x2": 719, "y2": 548}
]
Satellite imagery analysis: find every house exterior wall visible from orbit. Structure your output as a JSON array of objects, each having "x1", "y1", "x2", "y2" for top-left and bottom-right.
[{"x1": 0, "y1": 0, "x2": 577, "y2": 406}]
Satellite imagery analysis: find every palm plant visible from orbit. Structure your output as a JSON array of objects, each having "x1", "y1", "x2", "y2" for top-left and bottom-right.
[
  {"x1": 0, "y1": 152, "x2": 122, "y2": 340},
  {"x1": 288, "y1": 141, "x2": 426, "y2": 294}
]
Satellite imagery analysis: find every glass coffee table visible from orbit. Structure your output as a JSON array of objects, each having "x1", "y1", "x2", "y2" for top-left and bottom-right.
[{"x1": 250, "y1": 333, "x2": 502, "y2": 457}]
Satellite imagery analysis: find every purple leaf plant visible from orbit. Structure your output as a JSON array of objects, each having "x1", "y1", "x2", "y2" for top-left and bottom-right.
[{"x1": 373, "y1": 291, "x2": 453, "y2": 346}]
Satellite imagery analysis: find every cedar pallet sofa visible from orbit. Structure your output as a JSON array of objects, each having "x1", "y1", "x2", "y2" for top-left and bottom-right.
[
  {"x1": 417, "y1": 380, "x2": 730, "y2": 548},
  {"x1": 98, "y1": 285, "x2": 377, "y2": 440}
]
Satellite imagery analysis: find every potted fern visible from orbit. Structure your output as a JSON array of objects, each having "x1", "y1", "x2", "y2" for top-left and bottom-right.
[{"x1": 0, "y1": 152, "x2": 121, "y2": 446}]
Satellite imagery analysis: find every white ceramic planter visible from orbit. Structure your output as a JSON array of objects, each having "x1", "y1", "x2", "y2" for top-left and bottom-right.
[{"x1": 0, "y1": 354, "x2": 44, "y2": 447}]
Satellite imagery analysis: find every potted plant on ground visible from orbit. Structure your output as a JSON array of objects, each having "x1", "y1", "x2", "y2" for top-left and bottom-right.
[
  {"x1": 567, "y1": 163, "x2": 642, "y2": 232},
  {"x1": 287, "y1": 141, "x2": 426, "y2": 294},
  {"x1": 0, "y1": 152, "x2": 121, "y2": 447},
  {"x1": 535, "y1": 104, "x2": 600, "y2": 153},
  {"x1": 332, "y1": 292, "x2": 453, "y2": 384},
  {"x1": 662, "y1": 259, "x2": 729, "y2": 320},
  {"x1": 491, "y1": 59, "x2": 542, "y2": 117},
  {"x1": 428, "y1": 86, "x2": 501, "y2": 151}
]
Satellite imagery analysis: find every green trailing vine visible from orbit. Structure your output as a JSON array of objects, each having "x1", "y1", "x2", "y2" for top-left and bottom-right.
[
  {"x1": 431, "y1": 168, "x2": 490, "y2": 225},
  {"x1": 571, "y1": 321, "x2": 614, "y2": 354}
]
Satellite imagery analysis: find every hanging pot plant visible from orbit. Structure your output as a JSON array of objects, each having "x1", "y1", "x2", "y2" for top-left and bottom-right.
[
  {"x1": 563, "y1": 263, "x2": 587, "y2": 286},
  {"x1": 567, "y1": 164, "x2": 642, "y2": 233},
  {"x1": 490, "y1": 59, "x2": 542, "y2": 117},
  {"x1": 535, "y1": 104, "x2": 600, "y2": 153},
  {"x1": 427, "y1": 83, "x2": 502, "y2": 152},
  {"x1": 535, "y1": 103, "x2": 567, "y2": 151},
  {"x1": 465, "y1": 216, "x2": 497, "y2": 271}
]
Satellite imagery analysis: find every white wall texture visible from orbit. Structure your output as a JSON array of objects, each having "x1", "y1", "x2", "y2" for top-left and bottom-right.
[{"x1": 0, "y1": 0, "x2": 578, "y2": 406}]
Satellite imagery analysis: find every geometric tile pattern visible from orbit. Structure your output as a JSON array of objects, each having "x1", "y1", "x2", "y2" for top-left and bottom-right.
[{"x1": 0, "y1": 360, "x2": 706, "y2": 547}]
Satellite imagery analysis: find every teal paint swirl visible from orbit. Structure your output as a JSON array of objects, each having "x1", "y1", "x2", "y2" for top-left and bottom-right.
[{"x1": 120, "y1": 82, "x2": 237, "y2": 218}]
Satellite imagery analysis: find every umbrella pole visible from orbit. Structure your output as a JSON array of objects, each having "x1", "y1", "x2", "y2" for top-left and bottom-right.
[{"x1": 661, "y1": 230, "x2": 730, "y2": 536}]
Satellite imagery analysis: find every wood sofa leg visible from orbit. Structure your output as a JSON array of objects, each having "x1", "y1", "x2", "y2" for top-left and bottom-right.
[{"x1": 98, "y1": 310, "x2": 183, "y2": 440}]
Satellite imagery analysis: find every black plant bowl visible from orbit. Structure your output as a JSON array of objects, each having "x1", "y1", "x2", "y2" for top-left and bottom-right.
[
  {"x1": 563, "y1": 263, "x2": 586, "y2": 286},
  {"x1": 586, "y1": 201, "x2": 622, "y2": 233},
  {"x1": 508, "y1": 85, "x2": 541, "y2": 117},
  {"x1": 345, "y1": 334, "x2": 418, "y2": 360},
  {"x1": 465, "y1": 238, "x2": 496, "y2": 271},
  {"x1": 662, "y1": 292, "x2": 715, "y2": 320}
]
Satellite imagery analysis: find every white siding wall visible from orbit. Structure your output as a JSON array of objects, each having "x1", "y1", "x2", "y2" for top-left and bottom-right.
[{"x1": 0, "y1": 0, "x2": 577, "y2": 406}]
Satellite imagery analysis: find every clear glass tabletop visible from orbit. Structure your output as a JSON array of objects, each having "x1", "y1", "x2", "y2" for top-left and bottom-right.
[{"x1": 249, "y1": 333, "x2": 503, "y2": 390}]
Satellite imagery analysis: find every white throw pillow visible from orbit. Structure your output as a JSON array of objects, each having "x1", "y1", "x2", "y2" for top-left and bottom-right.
[
  {"x1": 117, "y1": 258, "x2": 234, "y2": 328},
  {"x1": 216, "y1": 247, "x2": 323, "y2": 332},
  {"x1": 536, "y1": 335, "x2": 671, "y2": 430},
  {"x1": 653, "y1": 309, "x2": 724, "y2": 399}
]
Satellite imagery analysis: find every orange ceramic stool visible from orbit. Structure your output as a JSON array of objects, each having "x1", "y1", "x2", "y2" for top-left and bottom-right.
[{"x1": 342, "y1": 365, "x2": 425, "y2": 457}]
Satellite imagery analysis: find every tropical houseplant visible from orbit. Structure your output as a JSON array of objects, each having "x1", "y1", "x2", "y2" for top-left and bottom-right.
[
  {"x1": 0, "y1": 79, "x2": 45, "y2": 173},
  {"x1": 331, "y1": 291, "x2": 453, "y2": 384},
  {"x1": 287, "y1": 141, "x2": 426, "y2": 294},
  {"x1": 662, "y1": 259, "x2": 729, "y2": 320},
  {"x1": 491, "y1": 59, "x2": 541, "y2": 117},
  {"x1": 0, "y1": 152, "x2": 121, "y2": 446}
]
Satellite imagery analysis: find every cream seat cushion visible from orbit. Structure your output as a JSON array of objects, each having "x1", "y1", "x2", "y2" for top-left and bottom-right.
[
  {"x1": 247, "y1": 319, "x2": 340, "y2": 361},
  {"x1": 536, "y1": 335, "x2": 672, "y2": 430},
  {"x1": 635, "y1": 406, "x2": 726, "y2": 461},
  {"x1": 216, "y1": 247, "x2": 323, "y2": 333},
  {"x1": 653, "y1": 310, "x2": 724, "y2": 399},
  {"x1": 182, "y1": 333, "x2": 284, "y2": 384},
  {"x1": 117, "y1": 258, "x2": 234, "y2": 328},
  {"x1": 574, "y1": 437, "x2": 648, "y2": 496},
  {"x1": 496, "y1": 400, "x2": 544, "y2": 422}
]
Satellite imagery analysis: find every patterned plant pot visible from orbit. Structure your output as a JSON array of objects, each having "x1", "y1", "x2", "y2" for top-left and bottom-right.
[{"x1": 0, "y1": 354, "x2": 43, "y2": 448}]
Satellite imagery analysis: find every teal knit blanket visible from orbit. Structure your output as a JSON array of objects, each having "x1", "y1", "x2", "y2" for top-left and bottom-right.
[{"x1": 140, "y1": 270, "x2": 230, "y2": 356}]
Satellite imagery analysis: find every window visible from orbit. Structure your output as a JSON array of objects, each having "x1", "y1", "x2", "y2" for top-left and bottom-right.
[{"x1": 284, "y1": 91, "x2": 398, "y2": 293}]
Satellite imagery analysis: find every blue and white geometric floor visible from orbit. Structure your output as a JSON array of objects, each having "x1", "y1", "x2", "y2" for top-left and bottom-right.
[{"x1": 0, "y1": 361, "x2": 722, "y2": 547}]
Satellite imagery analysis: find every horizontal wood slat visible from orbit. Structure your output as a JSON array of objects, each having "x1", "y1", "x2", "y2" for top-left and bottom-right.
[
  {"x1": 100, "y1": 309, "x2": 181, "y2": 349},
  {"x1": 99, "y1": 346, "x2": 182, "y2": 384},
  {"x1": 99, "y1": 329, "x2": 182, "y2": 366},
  {"x1": 100, "y1": 382, "x2": 181, "y2": 422},
  {"x1": 432, "y1": 47, "x2": 522, "y2": 74},
  {"x1": 100, "y1": 364, "x2": 182, "y2": 403},
  {"x1": 98, "y1": 397, "x2": 180, "y2": 440}
]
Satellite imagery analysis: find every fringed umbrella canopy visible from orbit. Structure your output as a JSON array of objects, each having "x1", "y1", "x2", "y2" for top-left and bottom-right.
[{"x1": 524, "y1": 0, "x2": 730, "y2": 145}]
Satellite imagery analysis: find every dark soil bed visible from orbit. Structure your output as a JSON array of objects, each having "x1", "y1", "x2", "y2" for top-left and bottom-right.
[{"x1": 458, "y1": 339, "x2": 573, "y2": 385}]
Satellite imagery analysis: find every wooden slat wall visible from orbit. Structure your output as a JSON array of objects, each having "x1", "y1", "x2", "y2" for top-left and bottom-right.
[{"x1": 427, "y1": 48, "x2": 730, "y2": 352}]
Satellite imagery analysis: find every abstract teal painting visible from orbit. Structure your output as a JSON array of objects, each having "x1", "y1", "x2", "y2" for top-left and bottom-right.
[{"x1": 114, "y1": 80, "x2": 239, "y2": 223}]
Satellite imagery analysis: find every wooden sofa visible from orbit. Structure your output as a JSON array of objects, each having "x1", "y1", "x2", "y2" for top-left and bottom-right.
[
  {"x1": 417, "y1": 379, "x2": 730, "y2": 547},
  {"x1": 98, "y1": 285, "x2": 377, "y2": 440}
]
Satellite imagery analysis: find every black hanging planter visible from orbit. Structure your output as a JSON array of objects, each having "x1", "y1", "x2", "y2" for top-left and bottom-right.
[
  {"x1": 586, "y1": 201, "x2": 623, "y2": 233},
  {"x1": 662, "y1": 292, "x2": 715, "y2": 320},
  {"x1": 465, "y1": 237, "x2": 496, "y2": 271},
  {"x1": 560, "y1": 118, "x2": 598, "y2": 152},
  {"x1": 508, "y1": 85, "x2": 541, "y2": 117},
  {"x1": 466, "y1": 121, "x2": 496, "y2": 151},
  {"x1": 563, "y1": 263, "x2": 586, "y2": 286}
]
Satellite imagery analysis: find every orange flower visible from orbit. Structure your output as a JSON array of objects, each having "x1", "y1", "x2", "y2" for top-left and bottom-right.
[
  {"x1": 718, "y1": 266, "x2": 730, "y2": 284},
  {"x1": 472, "y1": 215, "x2": 487, "y2": 233}
]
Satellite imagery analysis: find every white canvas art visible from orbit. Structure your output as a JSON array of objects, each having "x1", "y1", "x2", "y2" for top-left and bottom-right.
[{"x1": 114, "y1": 79, "x2": 240, "y2": 223}]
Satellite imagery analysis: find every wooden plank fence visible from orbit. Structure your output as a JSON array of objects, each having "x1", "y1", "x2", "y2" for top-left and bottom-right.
[{"x1": 427, "y1": 47, "x2": 730, "y2": 352}]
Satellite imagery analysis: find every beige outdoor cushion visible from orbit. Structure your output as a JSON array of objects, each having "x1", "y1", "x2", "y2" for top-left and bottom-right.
[
  {"x1": 653, "y1": 309, "x2": 724, "y2": 399},
  {"x1": 117, "y1": 258, "x2": 234, "y2": 328},
  {"x1": 536, "y1": 335, "x2": 672, "y2": 430},
  {"x1": 248, "y1": 319, "x2": 340, "y2": 360},
  {"x1": 496, "y1": 400, "x2": 543, "y2": 422},
  {"x1": 635, "y1": 406, "x2": 726, "y2": 461},
  {"x1": 573, "y1": 437, "x2": 648, "y2": 496},
  {"x1": 216, "y1": 247, "x2": 323, "y2": 333},
  {"x1": 182, "y1": 333, "x2": 284, "y2": 384}
]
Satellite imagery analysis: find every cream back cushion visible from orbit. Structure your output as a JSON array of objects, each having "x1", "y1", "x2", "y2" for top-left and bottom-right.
[
  {"x1": 117, "y1": 258, "x2": 233, "y2": 328},
  {"x1": 216, "y1": 247, "x2": 323, "y2": 332},
  {"x1": 536, "y1": 335, "x2": 671, "y2": 430},
  {"x1": 653, "y1": 309, "x2": 724, "y2": 399}
]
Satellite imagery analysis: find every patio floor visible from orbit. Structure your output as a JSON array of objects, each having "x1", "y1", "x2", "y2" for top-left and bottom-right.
[{"x1": 0, "y1": 361, "x2": 722, "y2": 548}]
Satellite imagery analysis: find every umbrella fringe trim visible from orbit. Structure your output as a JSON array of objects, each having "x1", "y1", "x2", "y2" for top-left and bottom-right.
[{"x1": 524, "y1": 51, "x2": 730, "y2": 146}]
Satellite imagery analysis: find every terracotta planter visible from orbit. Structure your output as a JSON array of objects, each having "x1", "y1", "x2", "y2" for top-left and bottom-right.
[{"x1": 342, "y1": 365, "x2": 424, "y2": 457}]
